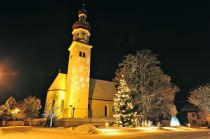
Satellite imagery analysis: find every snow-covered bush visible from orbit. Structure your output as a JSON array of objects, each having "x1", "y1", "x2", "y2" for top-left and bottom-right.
[{"x1": 74, "y1": 124, "x2": 100, "y2": 135}]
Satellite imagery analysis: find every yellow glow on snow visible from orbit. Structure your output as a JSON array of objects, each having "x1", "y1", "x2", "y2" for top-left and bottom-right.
[
  {"x1": 99, "y1": 128, "x2": 122, "y2": 135},
  {"x1": 135, "y1": 127, "x2": 159, "y2": 132},
  {"x1": 163, "y1": 127, "x2": 194, "y2": 131}
]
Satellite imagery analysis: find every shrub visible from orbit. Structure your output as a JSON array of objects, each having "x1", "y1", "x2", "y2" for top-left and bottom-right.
[{"x1": 74, "y1": 124, "x2": 100, "y2": 135}]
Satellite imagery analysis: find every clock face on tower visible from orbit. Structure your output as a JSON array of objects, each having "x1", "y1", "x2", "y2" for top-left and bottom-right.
[
  {"x1": 81, "y1": 32, "x2": 89, "y2": 42},
  {"x1": 74, "y1": 31, "x2": 89, "y2": 43}
]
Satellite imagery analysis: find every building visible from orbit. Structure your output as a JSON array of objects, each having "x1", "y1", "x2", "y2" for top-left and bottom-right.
[
  {"x1": 44, "y1": 7, "x2": 115, "y2": 119},
  {"x1": 181, "y1": 104, "x2": 210, "y2": 126},
  {"x1": 187, "y1": 112, "x2": 210, "y2": 126}
]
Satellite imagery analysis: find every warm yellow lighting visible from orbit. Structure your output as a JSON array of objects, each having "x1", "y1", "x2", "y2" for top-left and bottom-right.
[
  {"x1": 44, "y1": 8, "x2": 116, "y2": 120},
  {"x1": 105, "y1": 122, "x2": 109, "y2": 128},
  {"x1": 99, "y1": 128, "x2": 122, "y2": 135},
  {"x1": 163, "y1": 127, "x2": 194, "y2": 131},
  {"x1": 11, "y1": 108, "x2": 20, "y2": 114},
  {"x1": 135, "y1": 127, "x2": 159, "y2": 132},
  {"x1": 67, "y1": 40, "x2": 92, "y2": 118},
  {"x1": 44, "y1": 73, "x2": 66, "y2": 118}
]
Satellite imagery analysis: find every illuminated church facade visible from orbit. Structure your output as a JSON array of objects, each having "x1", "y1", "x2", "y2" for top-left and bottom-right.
[{"x1": 44, "y1": 7, "x2": 115, "y2": 119}]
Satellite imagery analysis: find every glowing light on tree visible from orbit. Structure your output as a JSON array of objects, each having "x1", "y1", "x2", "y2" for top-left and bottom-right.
[{"x1": 113, "y1": 78, "x2": 137, "y2": 127}]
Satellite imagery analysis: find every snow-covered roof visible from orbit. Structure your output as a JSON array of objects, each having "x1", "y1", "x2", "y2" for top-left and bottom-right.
[
  {"x1": 89, "y1": 79, "x2": 116, "y2": 101},
  {"x1": 181, "y1": 104, "x2": 197, "y2": 112}
]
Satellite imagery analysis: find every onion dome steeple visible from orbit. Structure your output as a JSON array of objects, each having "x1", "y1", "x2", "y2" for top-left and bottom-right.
[{"x1": 72, "y1": 4, "x2": 91, "y2": 44}]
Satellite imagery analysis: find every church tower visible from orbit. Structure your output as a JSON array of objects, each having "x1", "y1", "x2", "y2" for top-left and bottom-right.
[{"x1": 65, "y1": 7, "x2": 93, "y2": 118}]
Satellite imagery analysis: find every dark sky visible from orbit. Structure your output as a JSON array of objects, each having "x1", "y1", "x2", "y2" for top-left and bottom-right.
[{"x1": 0, "y1": 0, "x2": 209, "y2": 110}]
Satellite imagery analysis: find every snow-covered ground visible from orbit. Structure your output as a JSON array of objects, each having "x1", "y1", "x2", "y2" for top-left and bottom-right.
[{"x1": 0, "y1": 126, "x2": 210, "y2": 139}]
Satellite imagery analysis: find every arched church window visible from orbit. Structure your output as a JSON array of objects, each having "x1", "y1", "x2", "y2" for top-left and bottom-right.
[{"x1": 105, "y1": 105, "x2": 108, "y2": 117}]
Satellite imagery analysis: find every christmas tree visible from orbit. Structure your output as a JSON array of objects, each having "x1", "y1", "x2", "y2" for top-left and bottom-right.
[{"x1": 114, "y1": 77, "x2": 137, "y2": 127}]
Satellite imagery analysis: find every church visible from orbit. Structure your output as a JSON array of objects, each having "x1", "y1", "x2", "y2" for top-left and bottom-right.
[{"x1": 44, "y1": 7, "x2": 116, "y2": 119}]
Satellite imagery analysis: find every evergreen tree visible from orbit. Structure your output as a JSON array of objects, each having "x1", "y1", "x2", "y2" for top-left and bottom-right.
[
  {"x1": 114, "y1": 77, "x2": 137, "y2": 127},
  {"x1": 0, "y1": 96, "x2": 17, "y2": 120},
  {"x1": 22, "y1": 96, "x2": 41, "y2": 125}
]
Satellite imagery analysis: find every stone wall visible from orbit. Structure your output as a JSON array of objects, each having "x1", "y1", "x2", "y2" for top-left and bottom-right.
[
  {"x1": 0, "y1": 118, "x2": 47, "y2": 127},
  {"x1": 54, "y1": 118, "x2": 115, "y2": 127},
  {"x1": 3, "y1": 121, "x2": 25, "y2": 126},
  {"x1": 0, "y1": 118, "x2": 115, "y2": 127}
]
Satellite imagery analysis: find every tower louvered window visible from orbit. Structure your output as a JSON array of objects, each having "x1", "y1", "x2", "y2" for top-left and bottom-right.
[{"x1": 79, "y1": 51, "x2": 86, "y2": 58}]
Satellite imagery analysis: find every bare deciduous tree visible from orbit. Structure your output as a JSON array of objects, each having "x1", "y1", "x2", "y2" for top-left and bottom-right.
[{"x1": 188, "y1": 84, "x2": 210, "y2": 112}]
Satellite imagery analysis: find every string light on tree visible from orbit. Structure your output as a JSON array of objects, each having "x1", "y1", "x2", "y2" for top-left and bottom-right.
[{"x1": 113, "y1": 78, "x2": 137, "y2": 127}]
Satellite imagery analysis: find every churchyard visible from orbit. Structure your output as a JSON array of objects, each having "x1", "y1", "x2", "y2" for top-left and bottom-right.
[{"x1": 1, "y1": 125, "x2": 210, "y2": 139}]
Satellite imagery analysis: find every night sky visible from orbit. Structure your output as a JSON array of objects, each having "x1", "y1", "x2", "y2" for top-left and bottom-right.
[{"x1": 0, "y1": 1, "x2": 208, "y2": 112}]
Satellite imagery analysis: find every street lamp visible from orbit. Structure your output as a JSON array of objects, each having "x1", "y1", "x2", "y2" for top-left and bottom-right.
[
  {"x1": 70, "y1": 105, "x2": 75, "y2": 118},
  {"x1": 105, "y1": 122, "x2": 109, "y2": 128}
]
